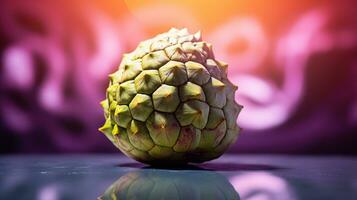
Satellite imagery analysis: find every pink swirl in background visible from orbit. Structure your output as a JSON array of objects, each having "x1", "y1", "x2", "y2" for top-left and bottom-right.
[{"x1": 0, "y1": 0, "x2": 128, "y2": 152}]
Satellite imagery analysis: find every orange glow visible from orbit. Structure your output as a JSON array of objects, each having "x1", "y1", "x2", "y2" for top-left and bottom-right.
[{"x1": 124, "y1": 0, "x2": 323, "y2": 32}]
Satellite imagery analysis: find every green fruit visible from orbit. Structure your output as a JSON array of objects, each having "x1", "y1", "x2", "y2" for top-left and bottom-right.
[
  {"x1": 98, "y1": 169, "x2": 240, "y2": 200},
  {"x1": 99, "y1": 28, "x2": 242, "y2": 165}
]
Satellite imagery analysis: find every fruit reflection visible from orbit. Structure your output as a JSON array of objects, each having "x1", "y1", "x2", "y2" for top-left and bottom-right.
[{"x1": 98, "y1": 169, "x2": 239, "y2": 200}]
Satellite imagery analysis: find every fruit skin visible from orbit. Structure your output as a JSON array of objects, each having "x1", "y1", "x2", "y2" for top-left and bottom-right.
[{"x1": 99, "y1": 28, "x2": 242, "y2": 165}]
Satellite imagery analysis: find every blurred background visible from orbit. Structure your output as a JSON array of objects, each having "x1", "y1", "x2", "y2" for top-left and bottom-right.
[{"x1": 0, "y1": 0, "x2": 356, "y2": 154}]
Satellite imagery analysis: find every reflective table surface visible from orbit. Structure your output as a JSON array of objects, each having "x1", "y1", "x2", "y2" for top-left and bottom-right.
[{"x1": 0, "y1": 155, "x2": 356, "y2": 200}]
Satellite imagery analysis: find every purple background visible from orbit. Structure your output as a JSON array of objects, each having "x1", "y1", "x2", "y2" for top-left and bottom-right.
[{"x1": 0, "y1": 0, "x2": 356, "y2": 154}]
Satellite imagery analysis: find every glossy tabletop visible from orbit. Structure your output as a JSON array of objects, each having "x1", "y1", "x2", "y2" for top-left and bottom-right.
[{"x1": 0, "y1": 154, "x2": 356, "y2": 200}]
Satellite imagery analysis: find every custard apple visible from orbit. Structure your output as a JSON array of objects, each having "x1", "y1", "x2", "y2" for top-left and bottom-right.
[{"x1": 99, "y1": 28, "x2": 242, "y2": 165}]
